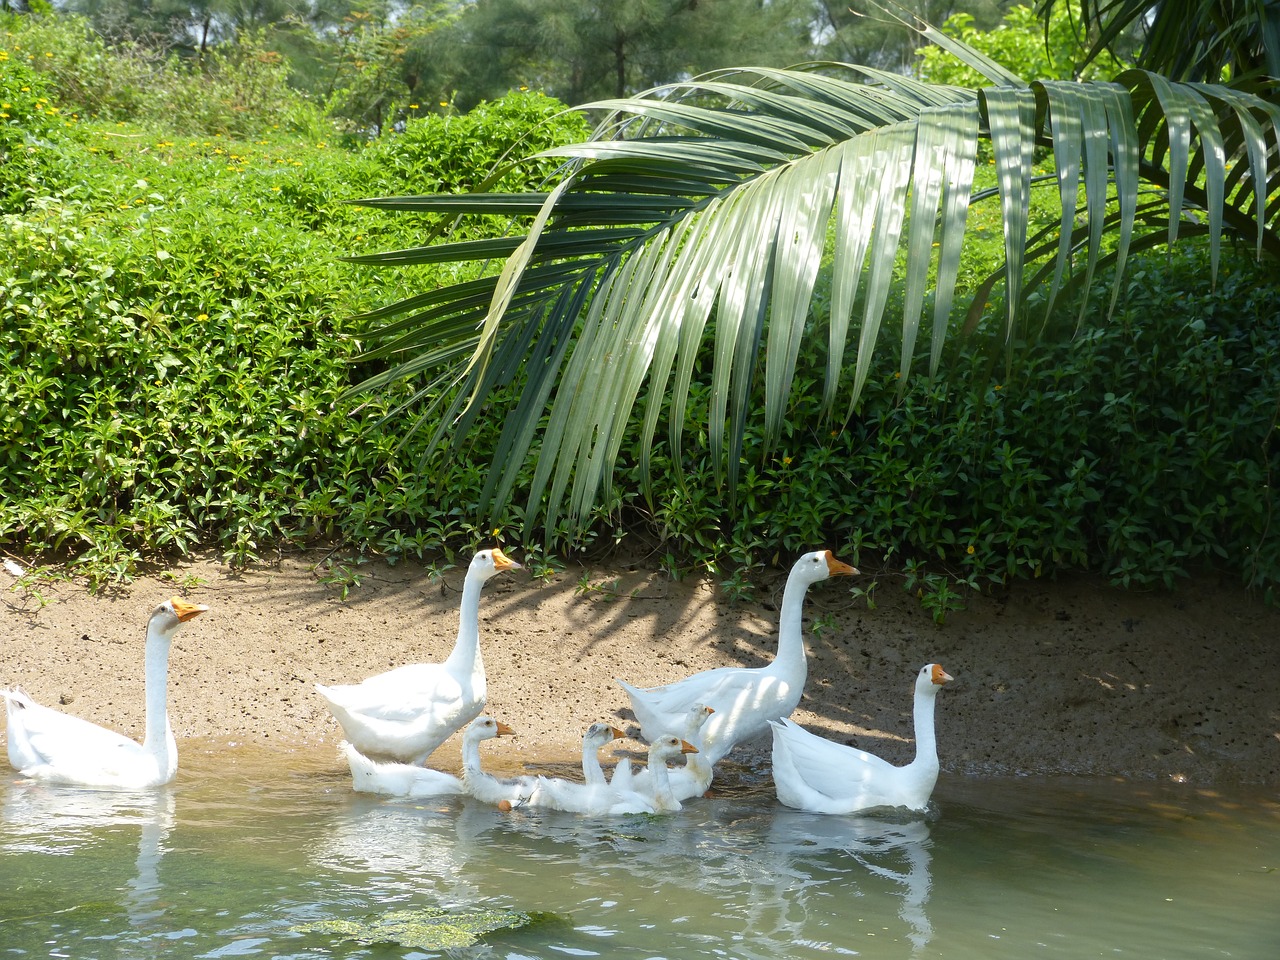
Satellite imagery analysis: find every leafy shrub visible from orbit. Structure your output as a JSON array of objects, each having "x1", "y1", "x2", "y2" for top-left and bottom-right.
[
  {"x1": 2, "y1": 8, "x2": 1275, "y2": 611},
  {"x1": 1, "y1": 12, "x2": 152, "y2": 122},
  {"x1": 0, "y1": 57, "x2": 591, "y2": 584},
  {"x1": 630, "y1": 242, "x2": 1279, "y2": 608},
  {"x1": 915, "y1": 3, "x2": 1129, "y2": 86},
  {"x1": 0, "y1": 30, "x2": 77, "y2": 209},
  {"x1": 4, "y1": 13, "x2": 331, "y2": 139},
  {"x1": 364, "y1": 91, "x2": 590, "y2": 195}
]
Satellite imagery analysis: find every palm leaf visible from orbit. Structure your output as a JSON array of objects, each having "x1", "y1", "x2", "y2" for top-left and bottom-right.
[{"x1": 347, "y1": 40, "x2": 1280, "y2": 538}]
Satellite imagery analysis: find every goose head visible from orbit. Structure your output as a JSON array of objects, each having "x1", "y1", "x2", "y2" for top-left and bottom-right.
[
  {"x1": 583, "y1": 722, "x2": 625, "y2": 749},
  {"x1": 792, "y1": 550, "x2": 859, "y2": 586},
  {"x1": 472, "y1": 547, "x2": 522, "y2": 582},
  {"x1": 468, "y1": 715, "x2": 516, "y2": 742},
  {"x1": 649, "y1": 734, "x2": 699, "y2": 764},
  {"x1": 150, "y1": 597, "x2": 208, "y2": 637},
  {"x1": 917, "y1": 663, "x2": 954, "y2": 695},
  {"x1": 682, "y1": 704, "x2": 714, "y2": 740}
]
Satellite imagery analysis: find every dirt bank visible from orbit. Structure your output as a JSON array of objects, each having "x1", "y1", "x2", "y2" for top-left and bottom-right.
[{"x1": 3, "y1": 550, "x2": 1278, "y2": 785}]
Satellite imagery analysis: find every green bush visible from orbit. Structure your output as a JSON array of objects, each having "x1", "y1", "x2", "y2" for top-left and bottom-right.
[
  {"x1": 0, "y1": 35, "x2": 592, "y2": 584},
  {"x1": 631, "y1": 243, "x2": 1279, "y2": 609},
  {"x1": 2, "y1": 9, "x2": 1276, "y2": 610},
  {"x1": 4, "y1": 13, "x2": 331, "y2": 139},
  {"x1": 0, "y1": 31, "x2": 75, "y2": 209},
  {"x1": 364, "y1": 91, "x2": 590, "y2": 195}
]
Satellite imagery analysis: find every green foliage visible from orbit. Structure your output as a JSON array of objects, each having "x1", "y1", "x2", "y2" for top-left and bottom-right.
[
  {"x1": 915, "y1": 4, "x2": 1129, "y2": 87},
  {"x1": 445, "y1": 0, "x2": 822, "y2": 107},
  {"x1": 632, "y1": 242, "x2": 1279, "y2": 605},
  {"x1": 3, "y1": 9, "x2": 1277, "y2": 615},
  {"x1": 1039, "y1": 0, "x2": 1280, "y2": 83},
  {"x1": 320, "y1": 3, "x2": 465, "y2": 133},
  {"x1": 0, "y1": 21, "x2": 590, "y2": 586},
  {"x1": 363, "y1": 90, "x2": 590, "y2": 194},
  {"x1": 0, "y1": 28, "x2": 73, "y2": 208},
  {"x1": 5, "y1": 13, "x2": 332, "y2": 138}
]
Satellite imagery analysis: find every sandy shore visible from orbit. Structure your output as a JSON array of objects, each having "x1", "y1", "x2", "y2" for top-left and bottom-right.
[{"x1": 3, "y1": 549, "x2": 1278, "y2": 785}]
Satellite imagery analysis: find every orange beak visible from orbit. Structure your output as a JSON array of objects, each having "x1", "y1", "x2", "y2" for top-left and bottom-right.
[
  {"x1": 931, "y1": 665, "x2": 953, "y2": 685},
  {"x1": 824, "y1": 551, "x2": 859, "y2": 577},
  {"x1": 491, "y1": 548, "x2": 521, "y2": 572},
  {"x1": 680, "y1": 739, "x2": 699, "y2": 755},
  {"x1": 171, "y1": 598, "x2": 208, "y2": 622},
  {"x1": 495, "y1": 721, "x2": 516, "y2": 736}
]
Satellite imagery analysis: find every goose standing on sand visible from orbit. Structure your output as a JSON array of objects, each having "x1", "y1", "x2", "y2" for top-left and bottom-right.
[
  {"x1": 316, "y1": 548, "x2": 520, "y2": 764},
  {"x1": 2, "y1": 597, "x2": 208, "y2": 788},
  {"x1": 770, "y1": 663, "x2": 953, "y2": 815},
  {"x1": 616, "y1": 550, "x2": 857, "y2": 764}
]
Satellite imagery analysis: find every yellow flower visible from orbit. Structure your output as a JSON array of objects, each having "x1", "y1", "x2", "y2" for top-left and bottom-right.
[
  {"x1": 966, "y1": 545, "x2": 975, "y2": 555},
  {"x1": 196, "y1": 313, "x2": 209, "y2": 321},
  {"x1": 782, "y1": 455, "x2": 793, "y2": 466}
]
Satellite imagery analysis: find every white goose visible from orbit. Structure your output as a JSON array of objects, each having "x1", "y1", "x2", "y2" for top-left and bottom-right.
[
  {"x1": 580, "y1": 721, "x2": 626, "y2": 785},
  {"x1": 316, "y1": 548, "x2": 520, "y2": 764},
  {"x1": 632, "y1": 735, "x2": 701, "y2": 813},
  {"x1": 460, "y1": 715, "x2": 538, "y2": 806},
  {"x1": 525, "y1": 734, "x2": 698, "y2": 815},
  {"x1": 617, "y1": 550, "x2": 857, "y2": 764},
  {"x1": 770, "y1": 664, "x2": 954, "y2": 815},
  {"x1": 2, "y1": 597, "x2": 208, "y2": 788},
  {"x1": 340, "y1": 742, "x2": 465, "y2": 798},
  {"x1": 611, "y1": 704, "x2": 714, "y2": 801}
]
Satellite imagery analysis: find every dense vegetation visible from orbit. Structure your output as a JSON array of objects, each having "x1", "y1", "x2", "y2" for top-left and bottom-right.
[{"x1": 2, "y1": 12, "x2": 1277, "y2": 610}]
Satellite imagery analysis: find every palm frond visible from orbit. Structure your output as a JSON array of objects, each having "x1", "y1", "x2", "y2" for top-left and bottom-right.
[{"x1": 347, "y1": 49, "x2": 1280, "y2": 537}]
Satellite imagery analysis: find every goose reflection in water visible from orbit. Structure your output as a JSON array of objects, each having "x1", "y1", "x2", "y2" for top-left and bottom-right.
[
  {"x1": 308, "y1": 793, "x2": 485, "y2": 905},
  {"x1": 767, "y1": 809, "x2": 934, "y2": 956},
  {"x1": 1, "y1": 781, "x2": 177, "y2": 946},
  {"x1": 313, "y1": 787, "x2": 936, "y2": 960}
]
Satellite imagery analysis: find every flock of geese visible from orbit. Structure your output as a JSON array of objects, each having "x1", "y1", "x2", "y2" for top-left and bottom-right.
[{"x1": 2, "y1": 548, "x2": 952, "y2": 817}]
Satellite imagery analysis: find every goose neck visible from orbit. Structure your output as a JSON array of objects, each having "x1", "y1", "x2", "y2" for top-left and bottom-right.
[
  {"x1": 444, "y1": 572, "x2": 485, "y2": 672},
  {"x1": 141, "y1": 622, "x2": 174, "y2": 761},
  {"x1": 649, "y1": 759, "x2": 673, "y2": 805},
  {"x1": 583, "y1": 743, "x2": 606, "y2": 786},
  {"x1": 911, "y1": 689, "x2": 939, "y2": 769},
  {"x1": 773, "y1": 570, "x2": 813, "y2": 672},
  {"x1": 460, "y1": 734, "x2": 483, "y2": 778}
]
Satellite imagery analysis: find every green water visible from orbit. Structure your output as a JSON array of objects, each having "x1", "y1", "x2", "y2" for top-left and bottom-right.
[{"x1": 1, "y1": 749, "x2": 1276, "y2": 959}]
